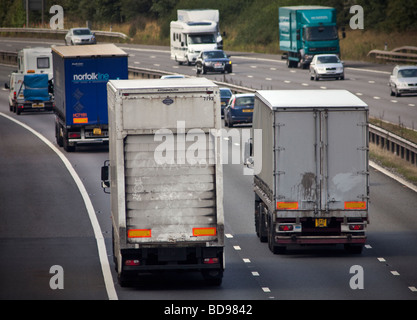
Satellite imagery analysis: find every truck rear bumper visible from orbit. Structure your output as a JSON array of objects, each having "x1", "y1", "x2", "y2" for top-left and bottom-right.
[
  {"x1": 276, "y1": 235, "x2": 366, "y2": 245},
  {"x1": 120, "y1": 246, "x2": 224, "y2": 273}
]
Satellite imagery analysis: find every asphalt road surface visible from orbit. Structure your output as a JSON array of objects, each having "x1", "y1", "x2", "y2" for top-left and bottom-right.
[{"x1": 0, "y1": 38, "x2": 417, "y2": 302}]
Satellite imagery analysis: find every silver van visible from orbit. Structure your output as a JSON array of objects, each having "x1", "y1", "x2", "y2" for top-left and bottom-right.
[{"x1": 5, "y1": 72, "x2": 24, "y2": 112}]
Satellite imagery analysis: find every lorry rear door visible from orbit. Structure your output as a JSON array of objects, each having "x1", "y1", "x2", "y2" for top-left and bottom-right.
[
  {"x1": 274, "y1": 110, "x2": 318, "y2": 211},
  {"x1": 324, "y1": 109, "x2": 368, "y2": 211},
  {"x1": 274, "y1": 108, "x2": 368, "y2": 213}
]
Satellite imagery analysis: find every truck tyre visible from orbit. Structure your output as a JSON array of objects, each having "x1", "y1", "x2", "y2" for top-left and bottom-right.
[
  {"x1": 55, "y1": 123, "x2": 63, "y2": 147},
  {"x1": 268, "y1": 226, "x2": 286, "y2": 254},
  {"x1": 258, "y1": 204, "x2": 268, "y2": 243},
  {"x1": 344, "y1": 244, "x2": 363, "y2": 254},
  {"x1": 63, "y1": 134, "x2": 75, "y2": 152},
  {"x1": 202, "y1": 269, "x2": 223, "y2": 286}
]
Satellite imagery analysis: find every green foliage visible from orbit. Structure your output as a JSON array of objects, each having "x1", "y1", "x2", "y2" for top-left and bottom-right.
[{"x1": 1, "y1": 0, "x2": 416, "y2": 44}]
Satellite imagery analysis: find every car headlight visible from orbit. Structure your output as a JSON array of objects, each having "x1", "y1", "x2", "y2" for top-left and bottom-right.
[
  {"x1": 398, "y1": 81, "x2": 408, "y2": 88},
  {"x1": 205, "y1": 61, "x2": 212, "y2": 67},
  {"x1": 317, "y1": 67, "x2": 326, "y2": 72}
]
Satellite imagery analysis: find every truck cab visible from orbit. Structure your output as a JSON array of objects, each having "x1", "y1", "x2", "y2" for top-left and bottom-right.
[{"x1": 279, "y1": 6, "x2": 341, "y2": 69}]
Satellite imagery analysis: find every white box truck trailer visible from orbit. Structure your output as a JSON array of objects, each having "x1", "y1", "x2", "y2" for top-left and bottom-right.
[
  {"x1": 248, "y1": 90, "x2": 369, "y2": 254},
  {"x1": 103, "y1": 78, "x2": 225, "y2": 286}
]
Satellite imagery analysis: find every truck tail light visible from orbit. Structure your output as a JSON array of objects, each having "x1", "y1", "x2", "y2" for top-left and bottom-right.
[
  {"x1": 349, "y1": 224, "x2": 364, "y2": 231},
  {"x1": 125, "y1": 259, "x2": 140, "y2": 266},
  {"x1": 13, "y1": 91, "x2": 16, "y2": 99},
  {"x1": 278, "y1": 224, "x2": 294, "y2": 231},
  {"x1": 68, "y1": 132, "x2": 81, "y2": 139},
  {"x1": 204, "y1": 258, "x2": 219, "y2": 264}
]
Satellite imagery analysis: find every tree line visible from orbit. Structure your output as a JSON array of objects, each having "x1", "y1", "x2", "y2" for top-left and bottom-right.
[{"x1": 1, "y1": 0, "x2": 416, "y2": 41}]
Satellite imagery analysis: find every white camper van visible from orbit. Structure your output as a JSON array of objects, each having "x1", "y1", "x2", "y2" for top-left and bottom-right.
[
  {"x1": 170, "y1": 20, "x2": 218, "y2": 65},
  {"x1": 17, "y1": 47, "x2": 53, "y2": 79}
]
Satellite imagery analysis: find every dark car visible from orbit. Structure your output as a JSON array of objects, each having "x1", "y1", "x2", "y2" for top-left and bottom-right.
[
  {"x1": 220, "y1": 88, "x2": 232, "y2": 117},
  {"x1": 196, "y1": 50, "x2": 232, "y2": 74},
  {"x1": 224, "y1": 93, "x2": 255, "y2": 127}
]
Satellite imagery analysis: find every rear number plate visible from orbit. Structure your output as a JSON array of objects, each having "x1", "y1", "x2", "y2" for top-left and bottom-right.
[{"x1": 315, "y1": 218, "x2": 327, "y2": 227}]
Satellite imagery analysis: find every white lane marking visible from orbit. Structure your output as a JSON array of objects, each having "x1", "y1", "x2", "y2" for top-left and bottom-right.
[
  {"x1": 391, "y1": 271, "x2": 400, "y2": 276},
  {"x1": 409, "y1": 286, "x2": 417, "y2": 292},
  {"x1": 262, "y1": 287, "x2": 271, "y2": 293},
  {"x1": 233, "y1": 245, "x2": 241, "y2": 251},
  {"x1": 252, "y1": 271, "x2": 260, "y2": 276},
  {"x1": 243, "y1": 258, "x2": 251, "y2": 263},
  {"x1": 365, "y1": 244, "x2": 372, "y2": 249},
  {"x1": 377, "y1": 257, "x2": 386, "y2": 262},
  {"x1": 225, "y1": 233, "x2": 234, "y2": 238},
  {"x1": 0, "y1": 112, "x2": 118, "y2": 300}
]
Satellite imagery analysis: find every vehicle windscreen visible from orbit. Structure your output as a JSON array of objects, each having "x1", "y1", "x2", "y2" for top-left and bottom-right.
[
  {"x1": 188, "y1": 34, "x2": 216, "y2": 45},
  {"x1": 220, "y1": 89, "x2": 232, "y2": 98},
  {"x1": 73, "y1": 29, "x2": 91, "y2": 36},
  {"x1": 398, "y1": 69, "x2": 417, "y2": 78},
  {"x1": 317, "y1": 55, "x2": 340, "y2": 64},
  {"x1": 203, "y1": 51, "x2": 227, "y2": 59},
  {"x1": 304, "y1": 26, "x2": 338, "y2": 41},
  {"x1": 235, "y1": 96, "x2": 254, "y2": 106}
]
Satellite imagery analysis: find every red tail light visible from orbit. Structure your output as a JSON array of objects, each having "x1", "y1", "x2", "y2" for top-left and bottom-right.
[{"x1": 68, "y1": 132, "x2": 81, "y2": 139}]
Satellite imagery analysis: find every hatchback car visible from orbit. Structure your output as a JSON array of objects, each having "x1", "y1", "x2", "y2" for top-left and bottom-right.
[
  {"x1": 65, "y1": 28, "x2": 96, "y2": 45},
  {"x1": 220, "y1": 88, "x2": 232, "y2": 117},
  {"x1": 389, "y1": 65, "x2": 417, "y2": 97},
  {"x1": 196, "y1": 50, "x2": 232, "y2": 74},
  {"x1": 309, "y1": 54, "x2": 344, "y2": 80},
  {"x1": 224, "y1": 93, "x2": 255, "y2": 127}
]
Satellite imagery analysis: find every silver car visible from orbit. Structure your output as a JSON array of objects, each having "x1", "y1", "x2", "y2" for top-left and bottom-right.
[
  {"x1": 389, "y1": 65, "x2": 417, "y2": 97},
  {"x1": 309, "y1": 54, "x2": 344, "y2": 81},
  {"x1": 65, "y1": 28, "x2": 96, "y2": 45}
]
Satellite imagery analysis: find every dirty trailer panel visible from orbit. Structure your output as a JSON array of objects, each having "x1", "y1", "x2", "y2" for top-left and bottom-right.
[
  {"x1": 106, "y1": 78, "x2": 224, "y2": 285},
  {"x1": 252, "y1": 90, "x2": 369, "y2": 254}
]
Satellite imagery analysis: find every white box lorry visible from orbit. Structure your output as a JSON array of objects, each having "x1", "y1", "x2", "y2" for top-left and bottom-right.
[
  {"x1": 171, "y1": 9, "x2": 222, "y2": 65},
  {"x1": 103, "y1": 78, "x2": 225, "y2": 286},
  {"x1": 248, "y1": 90, "x2": 369, "y2": 254}
]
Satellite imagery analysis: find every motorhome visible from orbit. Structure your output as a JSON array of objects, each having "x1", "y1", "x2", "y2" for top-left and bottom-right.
[
  {"x1": 17, "y1": 47, "x2": 53, "y2": 79},
  {"x1": 170, "y1": 20, "x2": 219, "y2": 65}
]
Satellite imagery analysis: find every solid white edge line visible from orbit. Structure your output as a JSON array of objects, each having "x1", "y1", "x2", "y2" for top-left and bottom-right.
[
  {"x1": 0, "y1": 112, "x2": 118, "y2": 300},
  {"x1": 370, "y1": 161, "x2": 417, "y2": 193}
]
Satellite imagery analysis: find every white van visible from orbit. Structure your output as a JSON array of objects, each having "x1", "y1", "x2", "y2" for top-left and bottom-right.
[
  {"x1": 5, "y1": 72, "x2": 24, "y2": 112},
  {"x1": 17, "y1": 47, "x2": 53, "y2": 79},
  {"x1": 170, "y1": 20, "x2": 218, "y2": 65}
]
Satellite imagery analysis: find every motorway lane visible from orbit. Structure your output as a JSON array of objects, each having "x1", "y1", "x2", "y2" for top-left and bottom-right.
[
  {"x1": 2, "y1": 36, "x2": 417, "y2": 129},
  {"x1": 1, "y1": 42, "x2": 417, "y2": 299},
  {"x1": 0, "y1": 109, "x2": 108, "y2": 299}
]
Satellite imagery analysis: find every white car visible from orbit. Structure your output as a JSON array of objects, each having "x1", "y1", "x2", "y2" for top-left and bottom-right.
[
  {"x1": 65, "y1": 28, "x2": 96, "y2": 45},
  {"x1": 310, "y1": 54, "x2": 344, "y2": 81},
  {"x1": 389, "y1": 65, "x2": 417, "y2": 97}
]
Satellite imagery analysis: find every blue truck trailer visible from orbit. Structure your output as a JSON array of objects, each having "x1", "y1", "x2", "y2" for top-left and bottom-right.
[
  {"x1": 279, "y1": 6, "x2": 340, "y2": 69},
  {"x1": 52, "y1": 44, "x2": 128, "y2": 151}
]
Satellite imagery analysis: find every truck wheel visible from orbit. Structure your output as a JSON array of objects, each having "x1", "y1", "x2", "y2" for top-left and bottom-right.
[
  {"x1": 344, "y1": 244, "x2": 363, "y2": 254},
  {"x1": 63, "y1": 135, "x2": 75, "y2": 152},
  {"x1": 56, "y1": 123, "x2": 63, "y2": 147},
  {"x1": 118, "y1": 271, "x2": 136, "y2": 287},
  {"x1": 258, "y1": 204, "x2": 268, "y2": 243},
  {"x1": 202, "y1": 269, "x2": 223, "y2": 286}
]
